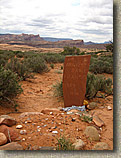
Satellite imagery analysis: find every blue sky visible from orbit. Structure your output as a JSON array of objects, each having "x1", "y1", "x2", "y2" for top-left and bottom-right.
[{"x1": 0, "y1": 0, "x2": 113, "y2": 42}]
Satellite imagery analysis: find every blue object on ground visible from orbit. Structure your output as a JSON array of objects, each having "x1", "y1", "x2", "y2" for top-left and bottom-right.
[{"x1": 62, "y1": 105, "x2": 86, "y2": 112}]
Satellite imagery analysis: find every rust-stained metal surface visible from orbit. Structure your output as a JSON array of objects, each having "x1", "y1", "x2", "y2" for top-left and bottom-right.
[{"x1": 63, "y1": 55, "x2": 91, "y2": 107}]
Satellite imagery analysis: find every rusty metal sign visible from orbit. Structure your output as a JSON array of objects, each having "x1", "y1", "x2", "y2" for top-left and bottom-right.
[{"x1": 63, "y1": 55, "x2": 91, "y2": 107}]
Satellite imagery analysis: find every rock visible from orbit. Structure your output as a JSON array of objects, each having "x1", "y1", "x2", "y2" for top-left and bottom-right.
[
  {"x1": 41, "y1": 108, "x2": 60, "y2": 114},
  {"x1": 73, "y1": 139, "x2": 85, "y2": 150},
  {"x1": 93, "y1": 142, "x2": 110, "y2": 150},
  {"x1": 39, "y1": 146, "x2": 56, "y2": 150},
  {"x1": 0, "y1": 125, "x2": 19, "y2": 142},
  {"x1": 20, "y1": 130, "x2": 27, "y2": 135},
  {"x1": 16, "y1": 125, "x2": 23, "y2": 129},
  {"x1": 87, "y1": 102, "x2": 98, "y2": 110},
  {"x1": 19, "y1": 112, "x2": 44, "y2": 118},
  {"x1": 72, "y1": 118, "x2": 76, "y2": 122},
  {"x1": 0, "y1": 133, "x2": 7, "y2": 145},
  {"x1": 0, "y1": 115, "x2": 16, "y2": 126},
  {"x1": 0, "y1": 142, "x2": 23, "y2": 150},
  {"x1": 93, "y1": 115, "x2": 105, "y2": 127},
  {"x1": 32, "y1": 145, "x2": 40, "y2": 150},
  {"x1": 52, "y1": 131, "x2": 58, "y2": 134},
  {"x1": 67, "y1": 112, "x2": 73, "y2": 115},
  {"x1": 84, "y1": 126, "x2": 100, "y2": 141},
  {"x1": 107, "y1": 106, "x2": 112, "y2": 110}
]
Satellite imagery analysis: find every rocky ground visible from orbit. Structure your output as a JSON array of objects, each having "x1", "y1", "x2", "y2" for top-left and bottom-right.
[{"x1": 0, "y1": 64, "x2": 113, "y2": 150}]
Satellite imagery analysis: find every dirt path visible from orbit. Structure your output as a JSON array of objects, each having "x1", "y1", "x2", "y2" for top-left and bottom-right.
[{"x1": 16, "y1": 64, "x2": 64, "y2": 112}]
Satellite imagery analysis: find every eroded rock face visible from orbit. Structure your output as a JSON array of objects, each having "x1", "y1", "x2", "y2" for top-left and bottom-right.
[
  {"x1": 0, "y1": 115, "x2": 16, "y2": 127},
  {"x1": 63, "y1": 55, "x2": 91, "y2": 107},
  {"x1": 0, "y1": 125, "x2": 19, "y2": 142},
  {"x1": 0, "y1": 133, "x2": 7, "y2": 146},
  {"x1": 0, "y1": 142, "x2": 23, "y2": 150},
  {"x1": 84, "y1": 126, "x2": 100, "y2": 141}
]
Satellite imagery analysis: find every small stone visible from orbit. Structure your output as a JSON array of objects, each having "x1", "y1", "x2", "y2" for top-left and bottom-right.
[
  {"x1": 16, "y1": 125, "x2": 23, "y2": 129},
  {"x1": 0, "y1": 142, "x2": 23, "y2": 150},
  {"x1": 93, "y1": 115, "x2": 105, "y2": 127},
  {"x1": 20, "y1": 130, "x2": 27, "y2": 135},
  {"x1": 87, "y1": 102, "x2": 98, "y2": 110},
  {"x1": 84, "y1": 126, "x2": 100, "y2": 141},
  {"x1": 44, "y1": 125, "x2": 47, "y2": 127},
  {"x1": 61, "y1": 113, "x2": 64, "y2": 115},
  {"x1": 72, "y1": 118, "x2": 76, "y2": 122},
  {"x1": 25, "y1": 121, "x2": 27, "y2": 124},
  {"x1": 52, "y1": 131, "x2": 58, "y2": 134},
  {"x1": 37, "y1": 126, "x2": 40, "y2": 128},
  {"x1": 22, "y1": 138, "x2": 25, "y2": 141},
  {"x1": 50, "y1": 112, "x2": 53, "y2": 115},
  {"x1": 60, "y1": 129, "x2": 63, "y2": 132},
  {"x1": 107, "y1": 106, "x2": 112, "y2": 110},
  {"x1": 93, "y1": 142, "x2": 110, "y2": 150},
  {"x1": 0, "y1": 133, "x2": 7, "y2": 145},
  {"x1": 67, "y1": 112, "x2": 73, "y2": 115},
  {"x1": 73, "y1": 139, "x2": 85, "y2": 150}
]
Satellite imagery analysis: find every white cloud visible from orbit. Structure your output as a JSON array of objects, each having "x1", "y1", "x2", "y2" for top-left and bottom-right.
[{"x1": 0, "y1": 0, "x2": 113, "y2": 42}]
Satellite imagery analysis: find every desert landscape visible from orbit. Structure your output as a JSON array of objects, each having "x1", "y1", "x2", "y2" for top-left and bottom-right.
[{"x1": 0, "y1": 34, "x2": 113, "y2": 150}]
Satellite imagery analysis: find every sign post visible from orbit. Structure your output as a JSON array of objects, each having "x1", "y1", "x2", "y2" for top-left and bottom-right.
[{"x1": 63, "y1": 55, "x2": 91, "y2": 107}]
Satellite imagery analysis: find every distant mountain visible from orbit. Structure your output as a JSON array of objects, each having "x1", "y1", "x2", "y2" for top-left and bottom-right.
[
  {"x1": 0, "y1": 33, "x2": 44, "y2": 42},
  {"x1": 42, "y1": 37, "x2": 73, "y2": 42},
  {"x1": 84, "y1": 41, "x2": 111, "y2": 45}
]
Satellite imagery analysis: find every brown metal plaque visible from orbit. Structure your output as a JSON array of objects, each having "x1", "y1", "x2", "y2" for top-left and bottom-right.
[{"x1": 63, "y1": 55, "x2": 91, "y2": 107}]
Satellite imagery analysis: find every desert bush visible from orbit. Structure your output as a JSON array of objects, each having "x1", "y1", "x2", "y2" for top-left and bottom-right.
[
  {"x1": 23, "y1": 56, "x2": 49, "y2": 74},
  {"x1": 86, "y1": 73, "x2": 113, "y2": 99},
  {"x1": 50, "y1": 64, "x2": 54, "y2": 69},
  {"x1": 53, "y1": 81, "x2": 63, "y2": 98},
  {"x1": 56, "y1": 135, "x2": 74, "y2": 150},
  {"x1": 61, "y1": 46, "x2": 80, "y2": 55},
  {"x1": 40, "y1": 53, "x2": 65, "y2": 63},
  {"x1": 0, "y1": 66, "x2": 22, "y2": 102},
  {"x1": 5, "y1": 58, "x2": 33, "y2": 80},
  {"x1": 89, "y1": 56, "x2": 113, "y2": 74}
]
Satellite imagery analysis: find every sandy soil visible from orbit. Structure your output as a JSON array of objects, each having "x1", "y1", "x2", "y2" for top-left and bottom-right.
[{"x1": 0, "y1": 63, "x2": 113, "y2": 150}]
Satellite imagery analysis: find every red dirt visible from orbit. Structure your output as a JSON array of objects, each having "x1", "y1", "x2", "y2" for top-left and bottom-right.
[{"x1": 0, "y1": 63, "x2": 113, "y2": 150}]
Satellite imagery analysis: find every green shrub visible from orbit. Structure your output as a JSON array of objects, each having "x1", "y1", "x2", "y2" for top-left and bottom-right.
[
  {"x1": 61, "y1": 66, "x2": 63, "y2": 70},
  {"x1": 56, "y1": 135, "x2": 74, "y2": 150},
  {"x1": 5, "y1": 58, "x2": 33, "y2": 80},
  {"x1": 61, "y1": 46, "x2": 80, "y2": 55},
  {"x1": 40, "y1": 53, "x2": 65, "y2": 63},
  {"x1": 86, "y1": 73, "x2": 113, "y2": 99},
  {"x1": 53, "y1": 81, "x2": 63, "y2": 98},
  {"x1": 23, "y1": 56, "x2": 49, "y2": 74},
  {"x1": 50, "y1": 64, "x2": 54, "y2": 69},
  {"x1": 89, "y1": 56, "x2": 113, "y2": 74},
  {"x1": 0, "y1": 66, "x2": 22, "y2": 102}
]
